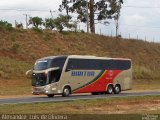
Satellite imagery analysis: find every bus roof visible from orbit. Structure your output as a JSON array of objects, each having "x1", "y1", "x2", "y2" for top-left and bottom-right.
[
  {"x1": 37, "y1": 55, "x2": 131, "y2": 61},
  {"x1": 68, "y1": 55, "x2": 131, "y2": 60},
  {"x1": 37, "y1": 55, "x2": 68, "y2": 61}
]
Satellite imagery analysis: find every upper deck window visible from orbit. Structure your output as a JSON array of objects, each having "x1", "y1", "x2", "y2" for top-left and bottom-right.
[
  {"x1": 50, "y1": 57, "x2": 67, "y2": 69},
  {"x1": 34, "y1": 57, "x2": 67, "y2": 71},
  {"x1": 67, "y1": 58, "x2": 131, "y2": 70},
  {"x1": 34, "y1": 60, "x2": 49, "y2": 70}
]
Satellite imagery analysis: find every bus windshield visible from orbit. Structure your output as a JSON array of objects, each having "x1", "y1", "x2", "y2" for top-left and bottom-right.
[
  {"x1": 34, "y1": 60, "x2": 49, "y2": 70},
  {"x1": 32, "y1": 73, "x2": 47, "y2": 86}
]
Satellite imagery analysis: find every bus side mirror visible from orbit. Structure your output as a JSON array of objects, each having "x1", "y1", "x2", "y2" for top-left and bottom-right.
[{"x1": 26, "y1": 69, "x2": 32, "y2": 78}]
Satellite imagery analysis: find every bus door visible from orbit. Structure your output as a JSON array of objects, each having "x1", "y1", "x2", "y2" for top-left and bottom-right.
[{"x1": 48, "y1": 57, "x2": 67, "y2": 85}]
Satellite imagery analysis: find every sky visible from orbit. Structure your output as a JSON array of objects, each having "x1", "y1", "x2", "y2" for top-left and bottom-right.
[{"x1": 0, "y1": 0, "x2": 160, "y2": 42}]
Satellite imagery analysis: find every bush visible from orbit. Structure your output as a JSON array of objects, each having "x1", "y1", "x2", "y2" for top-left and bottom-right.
[
  {"x1": 81, "y1": 30, "x2": 85, "y2": 33},
  {"x1": 133, "y1": 66, "x2": 153, "y2": 80},
  {"x1": 32, "y1": 27, "x2": 43, "y2": 34},
  {"x1": 0, "y1": 57, "x2": 32, "y2": 79},
  {"x1": 0, "y1": 70, "x2": 10, "y2": 79},
  {"x1": 0, "y1": 20, "x2": 12, "y2": 28},
  {"x1": 10, "y1": 42, "x2": 20, "y2": 53}
]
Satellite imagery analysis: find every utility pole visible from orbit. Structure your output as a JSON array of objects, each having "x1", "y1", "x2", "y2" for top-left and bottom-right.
[
  {"x1": 86, "y1": 0, "x2": 89, "y2": 33},
  {"x1": 115, "y1": 0, "x2": 122, "y2": 37},
  {"x1": 15, "y1": 20, "x2": 17, "y2": 28},
  {"x1": 50, "y1": 10, "x2": 57, "y2": 19},
  {"x1": 115, "y1": 19, "x2": 119, "y2": 37},
  {"x1": 50, "y1": 10, "x2": 54, "y2": 20},
  {"x1": 23, "y1": 14, "x2": 29, "y2": 29}
]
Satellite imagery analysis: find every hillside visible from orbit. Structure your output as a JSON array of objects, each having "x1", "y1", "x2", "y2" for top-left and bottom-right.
[{"x1": 0, "y1": 28, "x2": 160, "y2": 81}]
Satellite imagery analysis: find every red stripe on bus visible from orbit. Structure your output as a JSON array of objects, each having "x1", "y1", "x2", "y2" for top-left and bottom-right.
[{"x1": 73, "y1": 70, "x2": 123, "y2": 93}]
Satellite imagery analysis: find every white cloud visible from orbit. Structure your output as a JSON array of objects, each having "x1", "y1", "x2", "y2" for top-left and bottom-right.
[
  {"x1": 0, "y1": 0, "x2": 159, "y2": 42},
  {"x1": 0, "y1": 0, "x2": 62, "y2": 25},
  {"x1": 0, "y1": 0, "x2": 61, "y2": 9},
  {"x1": 123, "y1": 14, "x2": 147, "y2": 26},
  {"x1": 119, "y1": 0, "x2": 160, "y2": 42}
]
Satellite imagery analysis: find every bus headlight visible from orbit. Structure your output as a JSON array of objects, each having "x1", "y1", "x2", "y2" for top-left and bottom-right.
[
  {"x1": 45, "y1": 91, "x2": 49, "y2": 93},
  {"x1": 44, "y1": 85, "x2": 50, "y2": 90}
]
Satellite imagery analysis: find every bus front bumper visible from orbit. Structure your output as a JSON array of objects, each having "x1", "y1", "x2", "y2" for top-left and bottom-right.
[{"x1": 32, "y1": 86, "x2": 58, "y2": 95}]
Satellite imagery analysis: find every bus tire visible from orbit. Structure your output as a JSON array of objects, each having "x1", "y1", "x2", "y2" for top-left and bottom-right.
[
  {"x1": 107, "y1": 85, "x2": 113, "y2": 94},
  {"x1": 114, "y1": 85, "x2": 121, "y2": 94},
  {"x1": 47, "y1": 94, "x2": 54, "y2": 98},
  {"x1": 62, "y1": 86, "x2": 71, "y2": 97}
]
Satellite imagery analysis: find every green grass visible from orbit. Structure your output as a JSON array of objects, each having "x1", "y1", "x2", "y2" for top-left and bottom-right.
[
  {"x1": 0, "y1": 96, "x2": 159, "y2": 114},
  {"x1": 0, "y1": 78, "x2": 31, "y2": 96},
  {"x1": 0, "y1": 29, "x2": 160, "y2": 80},
  {"x1": 133, "y1": 79, "x2": 160, "y2": 90},
  {"x1": 0, "y1": 96, "x2": 159, "y2": 120},
  {"x1": 66, "y1": 114, "x2": 143, "y2": 120},
  {"x1": 0, "y1": 57, "x2": 32, "y2": 79},
  {"x1": 133, "y1": 65, "x2": 160, "y2": 80},
  {"x1": 0, "y1": 114, "x2": 145, "y2": 120}
]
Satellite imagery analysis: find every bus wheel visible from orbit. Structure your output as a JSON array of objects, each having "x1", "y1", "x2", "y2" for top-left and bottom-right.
[
  {"x1": 107, "y1": 85, "x2": 113, "y2": 94},
  {"x1": 114, "y1": 85, "x2": 121, "y2": 94},
  {"x1": 62, "y1": 87, "x2": 71, "y2": 97},
  {"x1": 47, "y1": 94, "x2": 54, "y2": 98}
]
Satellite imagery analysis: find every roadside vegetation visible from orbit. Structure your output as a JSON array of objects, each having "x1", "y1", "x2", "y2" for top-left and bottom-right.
[
  {"x1": 0, "y1": 96, "x2": 159, "y2": 114},
  {"x1": 0, "y1": 29, "x2": 160, "y2": 79},
  {"x1": 0, "y1": 57, "x2": 31, "y2": 79},
  {"x1": 0, "y1": 27, "x2": 160, "y2": 95}
]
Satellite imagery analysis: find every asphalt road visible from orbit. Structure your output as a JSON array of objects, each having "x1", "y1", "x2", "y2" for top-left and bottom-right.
[{"x1": 0, "y1": 92, "x2": 159, "y2": 104}]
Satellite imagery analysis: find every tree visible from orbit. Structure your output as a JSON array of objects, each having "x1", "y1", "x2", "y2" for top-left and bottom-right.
[
  {"x1": 53, "y1": 14, "x2": 76, "y2": 32},
  {"x1": 59, "y1": 0, "x2": 123, "y2": 34},
  {"x1": 29, "y1": 17, "x2": 43, "y2": 28},
  {"x1": 0, "y1": 20, "x2": 12, "y2": 28},
  {"x1": 44, "y1": 18, "x2": 55, "y2": 30},
  {"x1": 111, "y1": 0, "x2": 123, "y2": 37},
  {"x1": 15, "y1": 21, "x2": 23, "y2": 29}
]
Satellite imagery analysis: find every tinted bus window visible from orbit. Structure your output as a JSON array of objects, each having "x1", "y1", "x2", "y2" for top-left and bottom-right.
[
  {"x1": 50, "y1": 57, "x2": 67, "y2": 69},
  {"x1": 118, "y1": 60, "x2": 131, "y2": 70},
  {"x1": 67, "y1": 59, "x2": 131, "y2": 70},
  {"x1": 32, "y1": 73, "x2": 47, "y2": 86},
  {"x1": 67, "y1": 59, "x2": 102, "y2": 70},
  {"x1": 89, "y1": 59, "x2": 101, "y2": 69},
  {"x1": 67, "y1": 59, "x2": 89, "y2": 70},
  {"x1": 34, "y1": 60, "x2": 49, "y2": 70},
  {"x1": 108, "y1": 60, "x2": 131, "y2": 70}
]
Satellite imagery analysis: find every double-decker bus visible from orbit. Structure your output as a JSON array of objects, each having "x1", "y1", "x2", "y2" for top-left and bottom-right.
[{"x1": 26, "y1": 55, "x2": 132, "y2": 97}]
